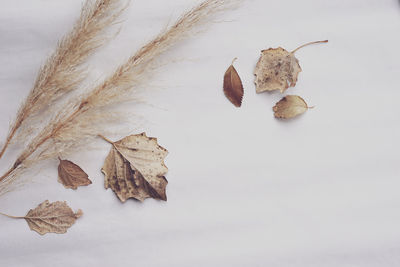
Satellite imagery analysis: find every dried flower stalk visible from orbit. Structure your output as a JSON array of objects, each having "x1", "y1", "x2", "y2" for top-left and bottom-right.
[
  {"x1": 0, "y1": 0, "x2": 126, "y2": 160},
  {"x1": 0, "y1": 0, "x2": 240, "y2": 194}
]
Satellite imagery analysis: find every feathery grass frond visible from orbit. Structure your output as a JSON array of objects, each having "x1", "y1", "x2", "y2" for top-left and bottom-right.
[{"x1": 0, "y1": 0, "x2": 127, "y2": 160}]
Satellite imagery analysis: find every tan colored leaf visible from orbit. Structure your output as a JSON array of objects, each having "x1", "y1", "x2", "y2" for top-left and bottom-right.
[
  {"x1": 223, "y1": 58, "x2": 243, "y2": 107},
  {"x1": 273, "y1": 95, "x2": 311, "y2": 119},
  {"x1": 0, "y1": 200, "x2": 83, "y2": 235},
  {"x1": 58, "y1": 158, "x2": 91, "y2": 190},
  {"x1": 254, "y1": 40, "x2": 328, "y2": 93},
  {"x1": 101, "y1": 133, "x2": 168, "y2": 202}
]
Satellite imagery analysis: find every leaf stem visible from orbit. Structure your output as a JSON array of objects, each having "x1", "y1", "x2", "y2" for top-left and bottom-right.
[
  {"x1": 231, "y1": 57, "x2": 238, "y2": 65},
  {"x1": 98, "y1": 134, "x2": 114, "y2": 144},
  {"x1": 291, "y1": 40, "x2": 328, "y2": 54},
  {"x1": 0, "y1": 212, "x2": 22, "y2": 219}
]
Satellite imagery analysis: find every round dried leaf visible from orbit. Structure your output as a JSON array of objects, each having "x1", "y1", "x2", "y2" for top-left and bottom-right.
[{"x1": 254, "y1": 47, "x2": 301, "y2": 93}]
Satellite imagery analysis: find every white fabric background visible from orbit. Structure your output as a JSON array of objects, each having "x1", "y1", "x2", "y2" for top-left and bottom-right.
[{"x1": 0, "y1": 0, "x2": 399, "y2": 266}]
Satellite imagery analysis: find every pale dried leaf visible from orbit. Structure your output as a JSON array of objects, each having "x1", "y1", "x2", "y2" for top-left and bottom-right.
[
  {"x1": 254, "y1": 47, "x2": 301, "y2": 93},
  {"x1": 25, "y1": 200, "x2": 82, "y2": 235},
  {"x1": 58, "y1": 158, "x2": 91, "y2": 190},
  {"x1": 273, "y1": 95, "x2": 310, "y2": 119},
  {"x1": 254, "y1": 40, "x2": 328, "y2": 94},
  {"x1": 223, "y1": 59, "x2": 243, "y2": 107},
  {"x1": 101, "y1": 133, "x2": 168, "y2": 202}
]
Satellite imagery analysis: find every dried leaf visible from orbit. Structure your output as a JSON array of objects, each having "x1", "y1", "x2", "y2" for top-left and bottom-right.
[
  {"x1": 0, "y1": 200, "x2": 82, "y2": 235},
  {"x1": 254, "y1": 40, "x2": 328, "y2": 93},
  {"x1": 58, "y1": 158, "x2": 91, "y2": 190},
  {"x1": 25, "y1": 200, "x2": 82, "y2": 235},
  {"x1": 254, "y1": 47, "x2": 301, "y2": 93},
  {"x1": 273, "y1": 95, "x2": 310, "y2": 119},
  {"x1": 101, "y1": 133, "x2": 168, "y2": 202},
  {"x1": 223, "y1": 58, "x2": 243, "y2": 107}
]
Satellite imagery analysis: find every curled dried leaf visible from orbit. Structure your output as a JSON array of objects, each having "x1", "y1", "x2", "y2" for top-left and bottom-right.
[
  {"x1": 273, "y1": 95, "x2": 310, "y2": 119},
  {"x1": 101, "y1": 133, "x2": 168, "y2": 202},
  {"x1": 223, "y1": 58, "x2": 244, "y2": 107},
  {"x1": 0, "y1": 200, "x2": 83, "y2": 235},
  {"x1": 254, "y1": 40, "x2": 328, "y2": 93},
  {"x1": 58, "y1": 158, "x2": 91, "y2": 190}
]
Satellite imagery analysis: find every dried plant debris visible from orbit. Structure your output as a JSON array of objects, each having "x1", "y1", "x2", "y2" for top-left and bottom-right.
[
  {"x1": 58, "y1": 158, "x2": 91, "y2": 190},
  {"x1": 100, "y1": 133, "x2": 168, "y2": 202},
  {"x1": 0, "y1": 0, "x2": 241, "y2": 196},
  {"x1": 223, "y1": 58, "x2": 244, "y2": 107},
  {"x1": 254, "y1": 40, "x2": 328, "y2": 93},
  {"x1": 0, "y1": 200, "x2": 82, "y2": 235},
  {"x1": 273, "y1": 95, "x2": 311, "y2": 119}
]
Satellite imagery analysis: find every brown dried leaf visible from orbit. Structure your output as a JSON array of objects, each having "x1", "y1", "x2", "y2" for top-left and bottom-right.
[
  {"x1": 254, "y1": 40, "x2": 328, "y2": 93},
  {"x1": 223, "y1": 58, "x2": 243, "y2": 107},
  {"x1": 0, "y1": 200, "x2": 83, "y2": 235},
  {"x1": 58, "y1": 158, "x2": 91, "y2": 190},
  {"x1": 273, "y1": 95, "x2": 310, "y2": 119},
  {"x1": 101, "y1": 133, "x2": 168, "y2": 202}
]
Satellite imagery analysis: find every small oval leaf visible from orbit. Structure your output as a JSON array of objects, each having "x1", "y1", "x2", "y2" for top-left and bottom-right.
[
  {"x1": 58, "y1": 158, "x2": 91, "y2": 190},
  {"x1": 223, "y1": 59, "x2": 244, "y2": 107},
  {"x1": 273, "y1": 95, "x2": 310, "y2": 119}
]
